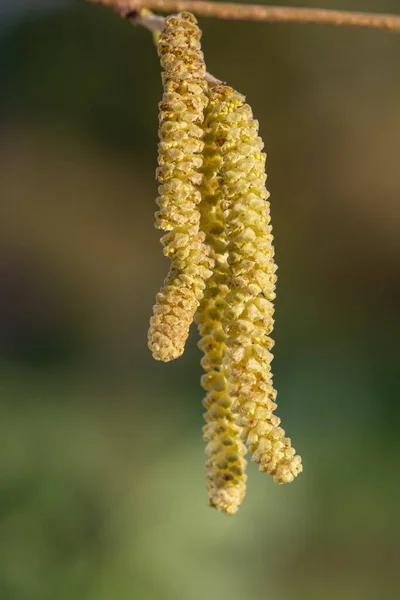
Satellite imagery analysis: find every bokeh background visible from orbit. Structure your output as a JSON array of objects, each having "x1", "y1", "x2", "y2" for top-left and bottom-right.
[{"x1": 0, "y1": 1, "x2": 399, "y2": 598}]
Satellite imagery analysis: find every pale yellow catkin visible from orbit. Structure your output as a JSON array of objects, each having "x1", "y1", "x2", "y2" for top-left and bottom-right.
[
  {"x1": 216, "y1": 84, "x2": 302, "y2": 484},
  {"x1": 148, "y1": 12, "x2": 213, "y2": 362},
  {"x1": 195, "y1": 87, "x2": 248, "y2": 515}
]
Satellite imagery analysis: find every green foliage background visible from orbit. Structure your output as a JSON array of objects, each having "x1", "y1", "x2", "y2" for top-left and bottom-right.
[{"x1": 0, "y1": 1, "x2": 399, "y2": 598}]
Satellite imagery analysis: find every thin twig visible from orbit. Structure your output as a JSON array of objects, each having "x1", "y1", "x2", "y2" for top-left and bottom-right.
[
  {"x1": 131, "y1": 8, "x2": 166, "y2": 31},
  {"x1": 87, "y1": 0, "x2": 400, "y2": 33}
]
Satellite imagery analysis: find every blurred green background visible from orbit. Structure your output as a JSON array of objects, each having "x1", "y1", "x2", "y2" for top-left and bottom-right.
[{"x1": 0, "y1": 1, "x2": 399, "y2": 599}]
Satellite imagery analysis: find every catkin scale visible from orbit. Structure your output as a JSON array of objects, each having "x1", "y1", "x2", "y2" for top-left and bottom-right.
[
  {"x1": 195, "y1": 88, "x2": 248, "y2": 515},
  {"x1": 148, "y1": 13, "x2": 213, "y2": 362},
  {"x1": 213, "y1": 84, "x2": 303, "y2": 484}
]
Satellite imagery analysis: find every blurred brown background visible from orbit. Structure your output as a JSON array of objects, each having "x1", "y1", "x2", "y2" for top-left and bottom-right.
[{"x1": 0, "y1": 1, "x2": 399, "y2": 599}]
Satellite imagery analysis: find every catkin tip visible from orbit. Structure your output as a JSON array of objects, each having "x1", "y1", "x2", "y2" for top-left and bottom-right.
[{"x1": 208, "y1": 485, "x2": 245, "y2": 516}]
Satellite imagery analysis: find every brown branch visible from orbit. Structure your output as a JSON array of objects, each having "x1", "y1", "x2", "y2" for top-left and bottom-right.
[{"x1": 87, "y1": 0, "x2": 400, "y2": 33}]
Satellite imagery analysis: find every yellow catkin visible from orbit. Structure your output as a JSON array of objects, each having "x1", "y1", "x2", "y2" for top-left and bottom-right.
[
  {"x1": 196, "y1": 87, "x2": 248, "y2": 515},
  {"x1": 148, "y1": 12, "x2": 213, "y2": 362},
  {"x1": 216, "y1": 84, "x2": 302, "y2": 484}
]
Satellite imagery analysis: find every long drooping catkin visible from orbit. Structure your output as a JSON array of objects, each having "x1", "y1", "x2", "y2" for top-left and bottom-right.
[
  {"x1": 217, "y1": 85, "x2": 302, "y2": 484},
  {"x1": 148, "y1": 12, "x2": 213, "y2": 362},
  {"x1": 195, "y1": 87, "x2": 247, "y2": 515}
]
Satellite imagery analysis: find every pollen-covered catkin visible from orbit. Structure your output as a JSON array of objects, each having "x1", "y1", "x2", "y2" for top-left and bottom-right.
[
  {"x1": 195, "y1": 88, "x2": 248, "y2": 515},
  {"x1": 148, "y1": 12, "x2": 213, "y2": 362},
  {"x1": 217, "y1": 85, "x2": 302, "y2": 484}
]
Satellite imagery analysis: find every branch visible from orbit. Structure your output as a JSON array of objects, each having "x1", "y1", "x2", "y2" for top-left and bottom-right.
[{"x1": 87, "y1": 0, "x2": 400, "y2": 33}]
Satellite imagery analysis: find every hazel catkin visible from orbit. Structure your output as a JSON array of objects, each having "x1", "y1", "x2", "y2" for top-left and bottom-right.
[
  {"x1": 195, "y1": 87, "x2": 248, "y2": 515},
  {"x1": 148, "y1": 12, "x2": 213, "y2": 362},
  {"x1": 215, "y1": 84, "x2": 303, "y2": 484},
  {"x1": 146, "y1": 12, "x2": 303, "y2": 505}
]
